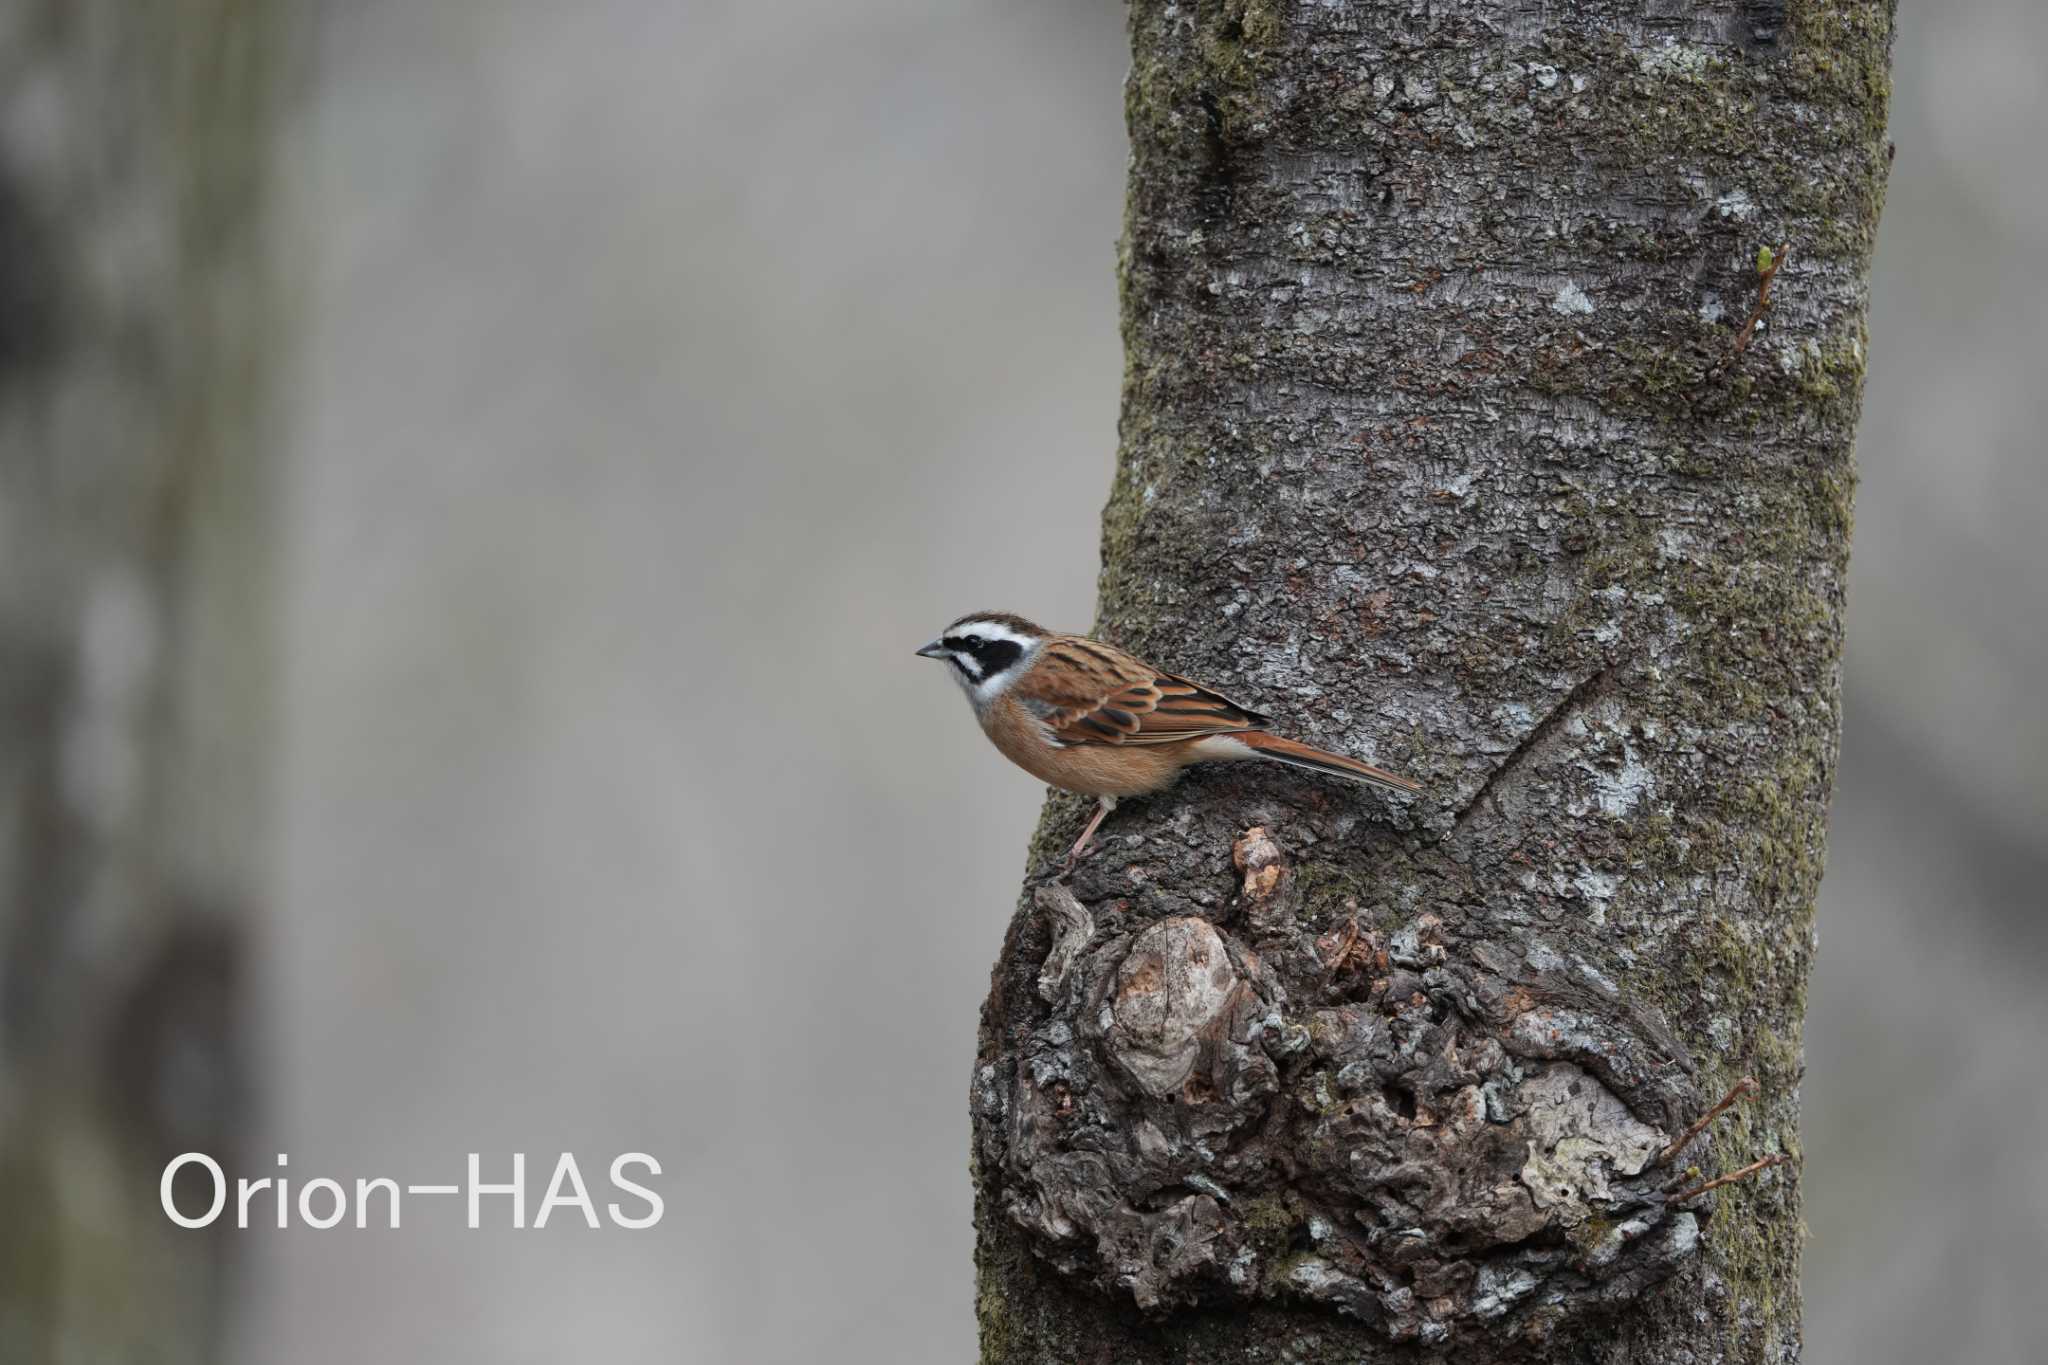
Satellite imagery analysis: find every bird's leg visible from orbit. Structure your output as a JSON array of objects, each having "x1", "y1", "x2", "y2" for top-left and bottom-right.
[{"x1": 1060, "y1": 796, "x2": 1118, "y2": 876}]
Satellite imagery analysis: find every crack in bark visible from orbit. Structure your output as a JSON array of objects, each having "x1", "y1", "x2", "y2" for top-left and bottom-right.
[{"x1": 1448, "y1": 664, "x2": 1618, "y2": 839}]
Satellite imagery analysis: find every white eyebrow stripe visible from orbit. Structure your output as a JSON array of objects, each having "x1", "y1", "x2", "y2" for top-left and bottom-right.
[{"x1": 948, "y1": 620, "x2": 1036, "y2": 650}]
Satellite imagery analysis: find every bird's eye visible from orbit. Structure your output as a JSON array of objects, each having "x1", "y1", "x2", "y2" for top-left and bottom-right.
[{"x1": 965, "y1": 634, "x2": 983, "y2": 648}]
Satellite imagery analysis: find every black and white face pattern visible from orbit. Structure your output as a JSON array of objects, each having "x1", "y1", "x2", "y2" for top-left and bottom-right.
[{"x1": 916, "y1": 612, "x2": 1044, "y2": 710}]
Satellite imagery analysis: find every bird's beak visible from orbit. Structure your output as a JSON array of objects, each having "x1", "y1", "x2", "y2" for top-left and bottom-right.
[{"x1": 915, "y1": 639, "x2": 948, "y2": 660}]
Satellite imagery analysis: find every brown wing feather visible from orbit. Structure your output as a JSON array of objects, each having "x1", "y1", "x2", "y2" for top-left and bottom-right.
[{"x1": 1014, "y1": 636, "x2": 1270, "y2": 748}]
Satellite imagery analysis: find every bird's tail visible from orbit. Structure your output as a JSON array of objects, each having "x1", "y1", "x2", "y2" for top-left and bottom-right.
[{"x1": 1230, "y1": 731, "x2": 1422, "y2": 795}]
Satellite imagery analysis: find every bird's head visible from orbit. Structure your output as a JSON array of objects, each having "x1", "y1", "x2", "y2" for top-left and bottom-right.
[{"x1": 916, "y1": 611, "x2": 1047, "y2": 708}]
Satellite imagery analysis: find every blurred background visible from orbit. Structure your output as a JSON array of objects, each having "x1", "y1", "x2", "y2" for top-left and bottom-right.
[{"x1": 1, "y1": 1, "x2": 2041, "y2": 1362}]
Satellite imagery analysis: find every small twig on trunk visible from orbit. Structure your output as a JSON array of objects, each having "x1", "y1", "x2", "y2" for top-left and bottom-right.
[
  {"x1": 1321, "y1": 910, "x2": 1364, "y2": 984},
  {"x1": 1657, "y1": 1075, "x2": 1758, "y2": 1167},
  {"x1": 1728, "y1": 243, "x2": 1791, "y2": 359},
  {"x1": 1667, "y1": 1153, "x2": 1791, "y2": 1205}
]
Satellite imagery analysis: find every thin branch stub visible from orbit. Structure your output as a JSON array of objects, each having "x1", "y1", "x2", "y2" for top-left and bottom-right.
[
  {"x1": 1657, "y1": 1075, "x2": 1758, "y2": 1166},
  {"x1": 1728, "y1": 242, "x2": 1791, "y2": 360},
  {"x1": 1667, "y1": 1152, "x2": 1792, "y2": 1205}
]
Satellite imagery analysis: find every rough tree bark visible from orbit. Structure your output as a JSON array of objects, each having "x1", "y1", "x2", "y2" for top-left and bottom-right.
[
  {"x1": 975, "y1": 3, "x2": 1892, "y2": 1362},
  {"x1": 0, "y1": 3, "x2": 278, "y2": 1361}
]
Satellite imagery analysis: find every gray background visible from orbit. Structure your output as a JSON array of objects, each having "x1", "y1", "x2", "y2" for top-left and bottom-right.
[{"x1": 239, "y1": 3, "x2": 2045, "y2": 1361}]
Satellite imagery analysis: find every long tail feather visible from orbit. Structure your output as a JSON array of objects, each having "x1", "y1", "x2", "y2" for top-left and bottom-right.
[{"x1": 1234, "y1": 731, "x2": 1422, "y2": 795}]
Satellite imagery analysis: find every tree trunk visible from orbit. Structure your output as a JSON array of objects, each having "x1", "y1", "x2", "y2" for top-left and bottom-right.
[
  {"x1": 974, "y1": 3, "x2": 1892, "y2": 1361},
  {"x1": 0, "y1": 2, "x2": 278, "y2": 1360}
]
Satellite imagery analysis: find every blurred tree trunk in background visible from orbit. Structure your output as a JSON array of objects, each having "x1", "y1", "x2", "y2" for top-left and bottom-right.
[
  {"x1": 975, "y1": 4, "x2": 1892, "y2": 1363},
  {"x1": 0, "y1": 2, "x2": 277, "y2": 1360}
]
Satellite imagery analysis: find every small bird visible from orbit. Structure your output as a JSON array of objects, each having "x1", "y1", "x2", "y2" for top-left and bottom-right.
[{"x1": 916, "y1": 612, "x2": 1422, "y2": 870}]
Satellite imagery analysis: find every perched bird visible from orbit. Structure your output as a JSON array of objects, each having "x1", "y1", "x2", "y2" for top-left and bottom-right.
[{"x1": 916, "y1": 611, "x2": 1422, "y2": 869}]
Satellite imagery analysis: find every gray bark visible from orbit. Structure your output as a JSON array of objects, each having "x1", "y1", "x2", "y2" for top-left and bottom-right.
[
  {"x1": 974, "y1": 3, "x2": 1892, "y2": 1362},
  {"x1": 0, "y1": 2, "x2": 278, "y2": 1360}
]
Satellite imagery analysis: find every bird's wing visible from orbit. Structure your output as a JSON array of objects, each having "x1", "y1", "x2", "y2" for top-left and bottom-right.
[{"x1": 1013, "y1": 635, "x2": 1270, "y2": 748}]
